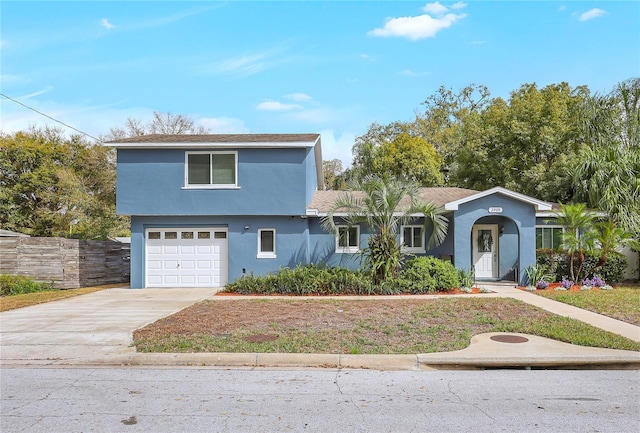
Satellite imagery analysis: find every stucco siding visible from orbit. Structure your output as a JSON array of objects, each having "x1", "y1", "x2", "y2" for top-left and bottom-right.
[
  {"x1": 129, "y1": 215, "x2": 312, "y2": 288},
  {"x1": 117, "y1": 148, "x2": 309, "y2": 216},
  {"x1": 452, "y1": 193, "x2": 537, "y2": 285}
]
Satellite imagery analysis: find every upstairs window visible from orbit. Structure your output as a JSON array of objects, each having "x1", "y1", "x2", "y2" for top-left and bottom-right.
[
  {"x1": 336, "y1": 225, "x2": 360, "y2": 253},
  {"x1": 185, "y1": 151, "x2": 237, "y2": 188},
  {"x1": 401, "y1": 226, "x2": 425, "y2": 252}
]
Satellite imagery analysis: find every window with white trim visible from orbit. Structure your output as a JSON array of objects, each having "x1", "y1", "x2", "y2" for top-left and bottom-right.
[
  {"x1": 536, "y1": 226, "x2": 563, "y2": 249},
  {"x1": 336, "y1": 225, "x2": 359, "y2": 253},
  {"x1": 185, "y1": 151, "x2": 237, "y2": 188},
  {"x1": 401, "y1": 225, "x2": 425, "y2": 252},
  {"x1": 258, "y1": 228, "x2": 276, "y2": 258}
]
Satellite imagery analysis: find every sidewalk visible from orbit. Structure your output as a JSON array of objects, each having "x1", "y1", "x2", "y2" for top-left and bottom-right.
[
  {"x1": 1, "y1": 286, "x2": 639, "y2": 370},
  {"x1": 484, "y1": 283, "x2": 640, "y2": 342}
]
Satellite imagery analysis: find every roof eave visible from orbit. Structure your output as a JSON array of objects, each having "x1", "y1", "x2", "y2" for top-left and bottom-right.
[{"x1": 444, "y1": 187, "x2": 553, "y2": 211}]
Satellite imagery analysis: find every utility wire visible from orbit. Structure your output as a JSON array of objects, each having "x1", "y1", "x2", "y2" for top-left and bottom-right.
[{"x1": 1, "y1": 93, "x2": 103, "y2": 142}]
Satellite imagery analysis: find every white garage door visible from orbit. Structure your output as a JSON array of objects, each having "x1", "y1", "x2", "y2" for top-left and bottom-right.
[{"x1": 145, "y1": 228, "x2": 228, "y2": 288}]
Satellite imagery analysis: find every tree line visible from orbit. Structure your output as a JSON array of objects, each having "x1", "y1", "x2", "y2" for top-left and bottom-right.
[
  {"x1": 1, "y1": 78, "x2": 638, "y2": 240},
  {"x1": 324, "y1": 78, "x2": 639, "y2": 239}
]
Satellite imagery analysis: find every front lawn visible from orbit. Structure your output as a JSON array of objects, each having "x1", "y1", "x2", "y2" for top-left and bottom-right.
[
  {"x1": 134, "y1": 297, "x2": 640, "y2": 354},
  {"x1": 536, "y1": 286, "x2": 640, "y2": 326}
]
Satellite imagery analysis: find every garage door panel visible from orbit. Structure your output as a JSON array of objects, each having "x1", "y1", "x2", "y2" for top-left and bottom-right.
[
  {"x1": 147, "y1": 246, "x2": 162, "y2": 255},
  {"x1": 180, "y1": 275, "x2": 196, "y2": 285},
  {"x1": 163, "y1": 260, "x2": 179, "y2": 269},
  {"x1": 164, "y1": 275, "x2": 179, "y2": 285},
  {"x1": 163, "y1": 245, "x2": 179, "y2": 254},
  {"x1": 147, "y1": 260, "x2": 162, "y2": 270},
  {"x1": 146, "y1": 228, "x2": 228, "y2": 288},
  {"x1": 180, "y1": 245, "x2": 195, "y2": 254},
  {"x1": 147, "y1": 275, "x2": 162, "y2": 285},
  {"x1": 196, "y1": 245, "x2": 211, "y2": 254}
]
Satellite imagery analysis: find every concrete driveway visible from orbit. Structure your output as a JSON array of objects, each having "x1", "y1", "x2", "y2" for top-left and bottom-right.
[{"x1": 0, "y1": 288, "x2": 216, "y2": 365}]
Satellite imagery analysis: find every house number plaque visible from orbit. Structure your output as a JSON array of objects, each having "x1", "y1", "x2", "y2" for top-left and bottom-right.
[{"x1": 488, "y1": 207, "x2": 503, "y2": 213}]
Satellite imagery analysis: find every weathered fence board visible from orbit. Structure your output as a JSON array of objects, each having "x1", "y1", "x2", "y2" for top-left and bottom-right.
[{"x1": 0, "y1": 237, "x2": 130, "y2": 289}]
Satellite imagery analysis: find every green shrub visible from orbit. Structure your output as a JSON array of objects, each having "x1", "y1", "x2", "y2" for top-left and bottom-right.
[
  {"x1": 396, "y1": 256, "x2": 460, "y2": 293},
  {"x1": 536, "y1": 250, "x2": 628, "y2": 284},
  {"x1": 224, "y1": 264, "x2": 375, "y2": 296},
  {"x1": 0, "y1": 275, "x2": 54, "y2": 296}
]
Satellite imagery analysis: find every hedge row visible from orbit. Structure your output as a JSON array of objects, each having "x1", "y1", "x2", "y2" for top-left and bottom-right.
[{"x1": 224, "y1": 257, "x2": 460, "y2": 296}]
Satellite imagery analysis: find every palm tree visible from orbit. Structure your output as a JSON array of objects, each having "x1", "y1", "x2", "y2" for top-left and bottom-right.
[
  {"x1": 554, "y1": 203, "x2": 597, "y2": 282},
  {"x1": 593, "y1": 220, "x2": 635, "y2": 269},
  {"x1": 574, "y1": 78, "x2": 640, "y2": 239},
  {"x1": 321, "y1": 175, "x2": 448, "y2": 284}
]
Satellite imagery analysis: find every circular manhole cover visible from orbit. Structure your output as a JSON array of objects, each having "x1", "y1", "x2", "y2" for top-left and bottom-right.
[{"x1": 490, "y1": 335, "x2": 529, "y2": 343}]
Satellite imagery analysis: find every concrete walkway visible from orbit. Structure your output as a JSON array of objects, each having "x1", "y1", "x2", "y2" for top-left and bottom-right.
[
  {"x1": 1, "y1": 285, "x2": 639, "y2": 369},
  {"x1": 483, "y1": 283, "x2": 640, "y2": 342}
]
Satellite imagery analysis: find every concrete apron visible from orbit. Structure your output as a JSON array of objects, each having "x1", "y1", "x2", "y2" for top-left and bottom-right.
[{"x1": 0, "y1": 288, "x2": 217, "y2": 365}]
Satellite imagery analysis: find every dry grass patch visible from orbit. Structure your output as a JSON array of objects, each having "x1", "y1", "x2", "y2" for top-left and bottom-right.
[
  {"x1": 134, "y1": 297, "x2": 640, "y2": 354},
  {"x1": 0, "y1": 284, "x2": 124, "y2": 312}
]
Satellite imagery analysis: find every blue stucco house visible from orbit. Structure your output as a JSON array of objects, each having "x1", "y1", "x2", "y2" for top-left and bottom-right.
[{"x1": 107, "y1": 133, "x2": 557, "y2": 288}]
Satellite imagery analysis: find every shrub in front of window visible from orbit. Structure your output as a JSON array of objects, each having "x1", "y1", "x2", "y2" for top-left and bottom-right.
[
  {"x1": 223, "y1": 265, "x2": 374, "y2": 296},
  {"x1": 536, "y1": 250, "x2": 627, "y2": 284}
]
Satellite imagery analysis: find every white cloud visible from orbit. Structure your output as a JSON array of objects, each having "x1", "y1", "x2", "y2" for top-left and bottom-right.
[
  {"x1": 285, "y1": 93, "x2": 313, "y2": 102},
  {"x1": 423, "y1": 2, "x2": 449, "y2": 16},
  {"x1": 197, "y1": 48, "x2": 286, "y2": 77},
  {"x1": 368, "y1": 3, "x2": 467, "y2": 41},
  {"x1": 18, "y1": 86, "x2": 54, "y2": 99},
  {"x1": 100, "y1": 18, "x2": 115, "y2": 30},
  {"x1": 256, "y1": 101, "x2": 303, "y2": 111},
  {"x1": 451, "y1": 2, "x2": 467, "y2": 10},
  {"x1": 319, "y1": 130, "x2": 356, "y2": 168},
  {"x1": 400, "y1": 69, "x2": 430, "y2": 77},
  {"x1": 579, "y1": 8, "x2": 607, "y2": 22},
  {"x1": 558, "y1": 6, "x2": 567, "y2": 12},
  {"x1": 198, "y1": 117, "x2": 249, "y2": 133},
  {"x1": 0, "y1": 74, "x2": 24, "y2": 84}
]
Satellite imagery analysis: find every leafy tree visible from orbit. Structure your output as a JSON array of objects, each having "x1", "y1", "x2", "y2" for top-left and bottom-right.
[
  {"x1": 103, "y1": 111, "x2": 209, "y2": 140},
  {"x1": 350, "y1": 123, "x2": 443, "y2": 186},
  {"x1": 321, "y1": 175, "x2": 448, "y2": 284},
  {"x1": 0, "y1": 126, "x2": 128, "y2": 239},
  {"x1": 415, "y1": 83, "x2": 491, "y2": 179},
  {"x1": 451, "y1": 82, "x2": 588, "y2": 201},
  {"x1": 322, "y1": 159, "x2": 346, "y2": 190}
]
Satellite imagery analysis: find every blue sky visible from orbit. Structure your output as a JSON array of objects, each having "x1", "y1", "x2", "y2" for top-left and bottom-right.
[{"x1": 1, "y1": 1, "x2": 639, "y2": 165}]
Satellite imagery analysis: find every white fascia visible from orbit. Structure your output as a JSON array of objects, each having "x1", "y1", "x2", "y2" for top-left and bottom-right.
[{"x1": 445, "y1": 186, "x2": 553, "y2": 211}]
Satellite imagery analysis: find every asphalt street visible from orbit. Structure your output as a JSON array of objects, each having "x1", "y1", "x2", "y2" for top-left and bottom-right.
[{"x1": 2, "y1": 367, "x2": 638, "y2": 433}]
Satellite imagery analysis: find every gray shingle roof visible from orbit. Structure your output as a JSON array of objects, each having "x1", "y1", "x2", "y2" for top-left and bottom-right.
[
  {"x1": 106, "y1": 133, "x2": 320, "y2": 144},
  {"x1": 308, "y1": 187, "x2": 479, "y2": 213}
]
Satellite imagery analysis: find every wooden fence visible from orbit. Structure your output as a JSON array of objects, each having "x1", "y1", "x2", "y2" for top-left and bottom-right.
[{"x1": 0, "y1": 237, "x2": 130, "y2": 289}]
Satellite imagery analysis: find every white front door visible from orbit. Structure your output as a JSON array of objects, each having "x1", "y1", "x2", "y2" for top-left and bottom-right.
[
  {"x1": 145, "y1": 228, "x2": 228, "y2": 288},
  {"x1": 473, "y1": 224, "x2": 498, "y2": 279}
]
